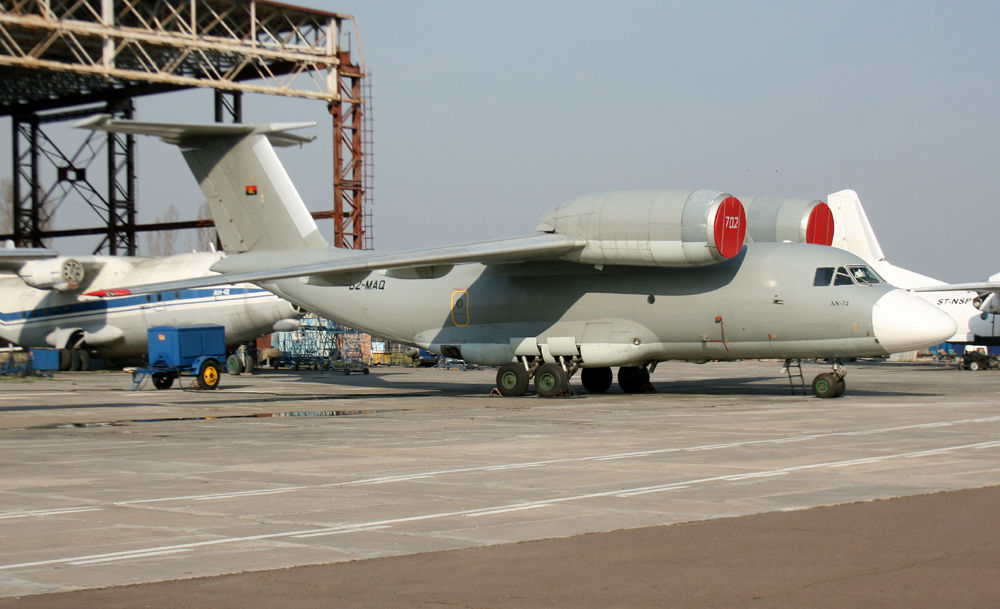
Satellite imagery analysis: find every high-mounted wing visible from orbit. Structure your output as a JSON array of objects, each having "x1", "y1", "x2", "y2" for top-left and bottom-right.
[
  {"x1": 1, "y1": 247, "x2": 111, "y2": 292},
  {"x1": 0, "y1": 246, "x2": 59, "y2": 273},
  {"x1": 911, "y1": 282, "x2": 1000, "y2": 294},
  {"x1": 85, "y1": 234, "x2": 585, "y2": 297}
]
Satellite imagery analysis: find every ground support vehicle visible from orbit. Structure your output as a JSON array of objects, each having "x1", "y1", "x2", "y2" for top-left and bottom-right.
[
  {"x1": 959, "y1": 351, "x2": 998, "y2": 371},
  {"x1": 328, "y1": 358, "x2": 369, "y2": 375},
  {"x1": 130, "y1": 325, "x2": 227, "y2": 391}
]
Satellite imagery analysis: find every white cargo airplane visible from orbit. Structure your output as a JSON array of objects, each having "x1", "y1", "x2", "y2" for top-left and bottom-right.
[
  {"x1": 0, "y1": 244, "x2": 302, "y2": 370},
  {"x1": 827, "y1": 189, "x2": 1000, "y2": 348},
  {"x1": 78, "y1": 116, "x2": 955, "y2": 398}
]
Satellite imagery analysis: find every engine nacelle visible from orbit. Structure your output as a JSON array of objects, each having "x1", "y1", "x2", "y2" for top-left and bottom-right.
[
  {"x1": 536, "y1": 189, "x2": 747, "y2": 267},
  {"x1": 18, "y1": 257, "x2": 87, "y2": 292},
  {"x1": 740, "y1": 195, "x2": 834, "y2": 245}
]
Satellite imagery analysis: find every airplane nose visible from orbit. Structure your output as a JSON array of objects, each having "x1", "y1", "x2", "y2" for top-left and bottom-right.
[{"x1": 872, "y1": 289, "x2": 957, "y2": 353}]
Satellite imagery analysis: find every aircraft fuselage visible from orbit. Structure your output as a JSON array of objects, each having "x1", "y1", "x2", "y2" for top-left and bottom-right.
[{"x1": 267, "y1": 242, "x2": 900, "y2": 366}]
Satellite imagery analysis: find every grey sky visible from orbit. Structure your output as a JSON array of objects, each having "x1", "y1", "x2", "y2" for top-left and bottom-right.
[{"x1": 2, "y1": 0, "x2": 998, "y2": 282}]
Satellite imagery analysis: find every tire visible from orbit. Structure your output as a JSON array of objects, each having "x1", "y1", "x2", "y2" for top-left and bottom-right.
[
  {"x1": 618, "y1": 366, "x2": 650, "y2": 393},
  {"x1": 197, "y1": 359, "x2": 221, "y2": 390},
  {"x1": 834, "y1": 377, "x2": 846, "y2": 397},
  {"x1": 152, "y1": 373, "x2": 174, "y2": 390},
  {"x1": 581, "y1": 367, "x2": 613, "y2": 393},
  {"x1": 496, "y1": 362, "x2": 530, "y2": 396},
  {"x1": 59, "y1": 349, "x2": 72, "y2": 371},
  {"x1": 969, "y1": 358, "x2": 986, "y2": 371},
  {"x1": 534, "y1": 362, "x2": 567, "y2": 397},
  {"x1": 244, "y1": 354, "x2": 256, "y2": 374},
  {"x1": 68, "y1": 349, "x2": 82, "y2": 371},
  {"x1": 226, "y1": 354, "x2": 243, "y2": 375},
  {"x1": 75, "y1": 350, "x2": 90, "y2": 372},
  {"x1": 812, "y1": 372, "x2": 840, "y2": 398}
]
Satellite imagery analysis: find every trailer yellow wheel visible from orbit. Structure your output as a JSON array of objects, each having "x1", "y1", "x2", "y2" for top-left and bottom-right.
[{"x1": 197, "y1": 360, "x2": 221, "y2": 390}]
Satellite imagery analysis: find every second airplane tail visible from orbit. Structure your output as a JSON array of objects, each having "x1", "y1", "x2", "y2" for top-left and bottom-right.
[
  {"x1": 827, "y1": 189, "x2": 886, "y2": 265},
  {"x1": 76, "y1": 115, "x2": 329, "y2": 254}
]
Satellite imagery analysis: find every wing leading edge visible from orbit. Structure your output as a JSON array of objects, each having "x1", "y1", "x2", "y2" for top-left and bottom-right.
[
  {"x1": 0, "y1": 246, "x2": 60, "y2": 273},
  {"x1": 912, "y1": 282, "x2": 1000, "y2": 294},
  {"x1": 85, "y1": 234, "x2": 586, "y2": 297}
]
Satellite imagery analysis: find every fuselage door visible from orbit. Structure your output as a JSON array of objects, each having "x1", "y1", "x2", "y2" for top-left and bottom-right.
[{"x1": 451, "y1": 289, "x2": 469, "y2": 327}]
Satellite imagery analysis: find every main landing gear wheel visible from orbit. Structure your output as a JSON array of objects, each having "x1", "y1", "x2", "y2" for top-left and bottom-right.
[
  {"x1": 617, "y1": 366, "x2": 650, "y2": 393},
  {"x1": 496, "y1": 362, "x2": 530, "y2": 396},
  {"x1": 581, "y1": 367, "x2": 613, "y2": 393},
  {"x1": 812, "y1": 372, "x2": 844, "y2": 399},
  {"x1": 226, "y1": 354, "x2": 243, "y2": 375},
  {"x1": 534, "y1": 362, "x2": 568, "y2": 397},
  {"x1": 152, "y1": 372, "x2": 175, "y2": 390},
  {"x1": 68, "y1": 349, "x2": 90, "y2": 371},
  {"x1": 197, "y1": 359, "x2": 221, "y2": 390}
]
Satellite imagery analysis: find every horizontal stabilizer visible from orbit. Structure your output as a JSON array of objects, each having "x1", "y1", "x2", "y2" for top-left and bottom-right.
[{"x1": 75, "y1": 114, "x2": 316, "y2": 147}]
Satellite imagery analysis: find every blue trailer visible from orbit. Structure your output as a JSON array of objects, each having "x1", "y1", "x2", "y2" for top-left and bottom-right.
[{"x1": 131, "y1": 325, "x2": 227, "y2": 390}]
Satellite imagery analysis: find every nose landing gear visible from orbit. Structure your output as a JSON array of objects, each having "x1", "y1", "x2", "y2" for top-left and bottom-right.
[{"x1": 811, "y1": 361, "x2": 847, "y2": 398}]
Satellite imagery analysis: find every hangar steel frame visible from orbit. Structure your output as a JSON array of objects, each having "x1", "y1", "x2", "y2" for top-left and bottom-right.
[{"x1": 0, "y1": 0, "x2": 371, "y2": 253}]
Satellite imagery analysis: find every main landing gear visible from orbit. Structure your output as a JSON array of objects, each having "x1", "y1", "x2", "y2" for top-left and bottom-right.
[
  {"x1": 494, "y1": 361, "x2": 654, "y2": 397},
  {"x1": 494, "y1": 357, "x2": 577, "y2": 397}
]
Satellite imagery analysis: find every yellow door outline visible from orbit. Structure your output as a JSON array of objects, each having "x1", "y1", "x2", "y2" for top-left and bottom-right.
[{"x1": 451, "y1": 289, "x2": 470, "y2": 327}]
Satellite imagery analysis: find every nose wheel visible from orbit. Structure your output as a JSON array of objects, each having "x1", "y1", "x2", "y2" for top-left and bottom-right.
[{"x1": 812, "y1": 362, "x2": 847, "y2": 398}]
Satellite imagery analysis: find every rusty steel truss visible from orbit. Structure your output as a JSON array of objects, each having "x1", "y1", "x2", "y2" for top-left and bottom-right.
[{"x1": 0, "y1": 0, "x2": 371, "y2": 252}]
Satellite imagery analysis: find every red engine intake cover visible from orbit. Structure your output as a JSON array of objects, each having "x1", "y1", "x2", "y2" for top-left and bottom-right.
[
  {"x1": 805, "y1": 202, "x2": 834, "y2": 246},
  {"x1": 713, "y1": 196, "x2": 747, "y2": 258}
]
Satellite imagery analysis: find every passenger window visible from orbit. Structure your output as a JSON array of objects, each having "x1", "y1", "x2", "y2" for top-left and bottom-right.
[
  {"x1": 813, "y1": 267, "x2": 834, "y2": 286},
  {"x1": 834, "y1": 267, "x2": 854, "y2": 286},
  {"x1": 847, "y1": 265, "x2": 883, "y2": 285}
]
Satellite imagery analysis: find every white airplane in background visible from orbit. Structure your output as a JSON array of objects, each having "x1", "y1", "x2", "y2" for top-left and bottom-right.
[
  {"x1": 0, "y1": 244, "x2": 302, "y2": 370},
  {"x1": 827, "y1": 189, "x2": 1000, "y2": 348}
]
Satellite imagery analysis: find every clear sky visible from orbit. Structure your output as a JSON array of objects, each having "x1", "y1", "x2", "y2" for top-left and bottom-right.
[{"x1": 2, "y1": 0, "x2": 998, "y2": 282}]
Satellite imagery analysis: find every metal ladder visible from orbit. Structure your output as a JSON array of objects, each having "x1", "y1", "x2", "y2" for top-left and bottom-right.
[{"x1": 782, "y1": 359, "x2": 806, "y2": 395}]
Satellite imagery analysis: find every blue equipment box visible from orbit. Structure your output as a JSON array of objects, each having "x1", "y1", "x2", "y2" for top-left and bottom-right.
[
  {"x1": 30, "y1": 348, "x2": 61, "y2": 371},
  {"x1": 147, "y1": 325, "x2": 226, "y2": 368}
]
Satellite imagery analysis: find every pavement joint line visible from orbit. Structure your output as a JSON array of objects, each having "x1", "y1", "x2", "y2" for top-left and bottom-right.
[
  {"x1": 1, "y1": 438, "x2": 997, "y2": 572},
  {"x1": 466, "y1": 504, "x2": 553, "y2": 517},
  {"x1": 69, "y1": 548, "x2": 193, "y2": 566},
  {"x1": 291, "y1": 525, "x2": 391, "y2": 539},
  {"x1": 7, "y1": 417, "x2": 1000, "y2": 517},
  {"x1": 0, "y1": 507, "x2": 103, "y2": 519}
]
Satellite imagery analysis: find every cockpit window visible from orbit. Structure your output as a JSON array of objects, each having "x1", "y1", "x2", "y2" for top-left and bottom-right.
[
  {"x1": 817, "y1": 265, "x2": 885, "y2": 286},
  {"x1": 813, "y1": 267, "x2": 834, "y2": 286},
  {"x1": 847, "y1": 265, "x2": 884, "y2": 285},
  {"x1": 833, "y1": 267, "x2": 854, "y2": 286}
]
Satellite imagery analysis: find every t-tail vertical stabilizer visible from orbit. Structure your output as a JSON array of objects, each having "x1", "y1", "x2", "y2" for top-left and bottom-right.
[{"x1": 76, "y1": 114, "x2": 328, "y2": 253}]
